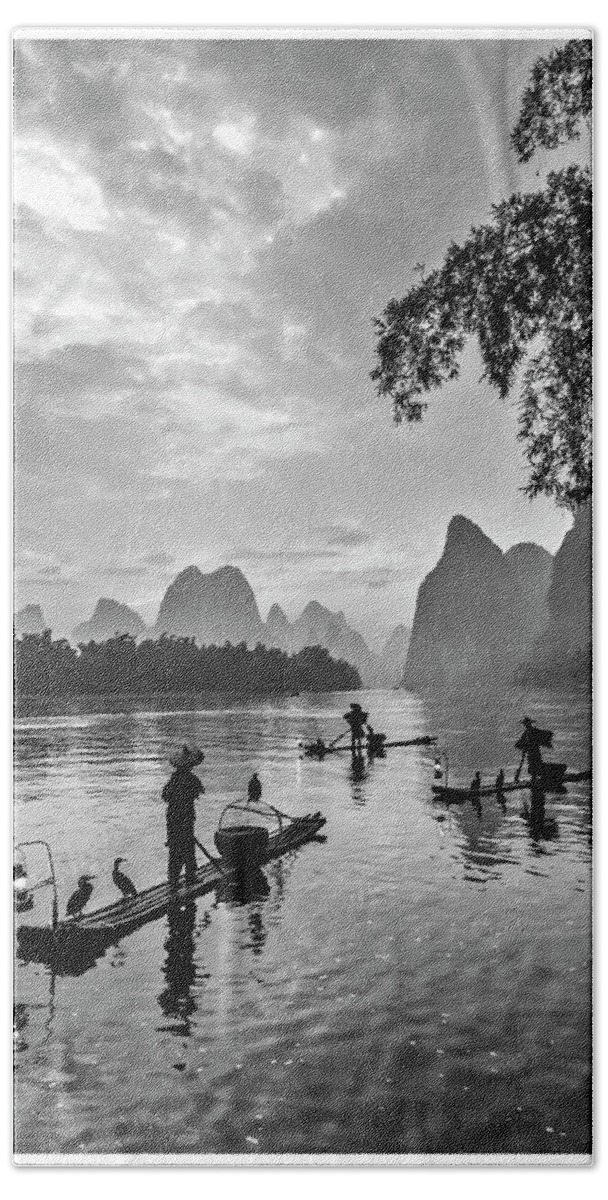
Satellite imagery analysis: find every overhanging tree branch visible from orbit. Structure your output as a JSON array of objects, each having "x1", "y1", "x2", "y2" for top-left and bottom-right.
[{"x1": 371, "y1": 39, "x2": 592, "y2": 510}]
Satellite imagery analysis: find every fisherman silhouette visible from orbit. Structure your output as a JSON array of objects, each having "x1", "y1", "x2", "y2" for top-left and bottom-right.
[
  {"x1": 515, "y1": 717, "x2": 552, "y2": 783},
  {"x1": 343, "y1": 702, "x2": 368, "y2": 755},
  {"x1": 163, "y1": 745, "x2": 205, "y2": 888}
]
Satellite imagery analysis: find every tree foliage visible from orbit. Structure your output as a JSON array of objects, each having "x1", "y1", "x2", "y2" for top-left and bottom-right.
[
  {"x1": 14, "y1": 631, "x2": 361, "y2": 704},
  {"x1": 372, "y1": 38, "x2": 592, "y2": 509},
  {"x1": 511, "y1": 38, "x2": 592, "y2": 163}
]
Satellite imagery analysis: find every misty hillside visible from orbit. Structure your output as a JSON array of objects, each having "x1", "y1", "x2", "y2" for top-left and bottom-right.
[{"x1": 403, "y1": 516, "x2": 553, "y2": 691}]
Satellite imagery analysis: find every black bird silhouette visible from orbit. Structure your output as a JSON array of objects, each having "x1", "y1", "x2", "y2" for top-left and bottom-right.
[
  {"x1": 112, "y1": 857, "x2": 137, "y2": 900},
  {"x1": 66, "y1": 874, "x2": 95, "y2": 919}
]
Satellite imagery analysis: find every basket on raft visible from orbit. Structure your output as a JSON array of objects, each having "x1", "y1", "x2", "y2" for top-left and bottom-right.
[
  {"x1": 537, "y1": 762, "x2": 568, "y2": 789},
  {"x1": 214, "y1": 801, "x2": 281, "y2": 870}
]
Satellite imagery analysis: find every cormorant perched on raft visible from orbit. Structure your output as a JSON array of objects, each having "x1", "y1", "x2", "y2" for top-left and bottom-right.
[
  {"x1": 112, "y1": 857, "x2": 137, "y2": 900},
  {"x1": 66, "y1": 874, "x2": 95, "y2": 919}
]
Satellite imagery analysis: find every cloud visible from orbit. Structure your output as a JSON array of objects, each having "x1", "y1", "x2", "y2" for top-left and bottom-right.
[
  {"x1": 18, "y1": 574, "x2": 73, "y2": 589},
  {"x1": 318, "y1": 522, "x2": 374, "y2": 548},
  {"x1": 143, "y1": 551, "x2": 175, "y2": 568},
  {"x1": 233, "y1": 545, "x2": 340, "y2": 564},
  {"x1": 313, "y1": 564, "x2": 414, "y2": 590},
  {"x1": 13, "y1": 36, "x2": 571, "y2": 639},
  {"x1": 15, "y1": 341, "x2": 160, "y2": 408},
  {"x1": 15, "y1": 138, "x2": 110, "y2": 231},
  {"x1": 97, "y1": 564, "x2": 149, "y2": 578},
  {"x1": 213, "y1": 110, "x2": 257, "y2": 156}
]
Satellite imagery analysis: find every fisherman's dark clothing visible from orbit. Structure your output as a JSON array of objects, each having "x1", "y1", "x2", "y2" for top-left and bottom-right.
[
  {"x1": 344, "y1": 707, "x2": 368, "y2": 753},
  {"x1": 167, "y1": 840, "x2": 197, "y2": 888},
  {"x1": 527, "y1": 745, "x2": 544, "y2": 778},
  {"x1": 163, "y1": 769, "x2": 204, "y2": 886},
  {"x1": 515, "y1": 727, "x2": 546, "y2": 780}
]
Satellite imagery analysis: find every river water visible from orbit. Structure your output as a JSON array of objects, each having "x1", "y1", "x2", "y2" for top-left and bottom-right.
[{"x1": 13, "y1": 687, "x2": 592, "y2": 1158}]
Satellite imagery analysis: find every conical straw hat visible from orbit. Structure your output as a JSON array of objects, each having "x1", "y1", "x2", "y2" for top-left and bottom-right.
[{"x1": 169, "y1": 743, "x2": 205, "y2": 769}]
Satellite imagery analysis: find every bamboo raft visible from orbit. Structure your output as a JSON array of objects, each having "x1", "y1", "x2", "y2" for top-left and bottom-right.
[
  {"x1": 303, "y1": 735, "x2": 437, "y2": 758},
  {"x1": 432, "y1": 769, "x2": 591, "y2": 804},
  {"x1": 17, "y1": 811, "x2": 326, "y2": 973}
]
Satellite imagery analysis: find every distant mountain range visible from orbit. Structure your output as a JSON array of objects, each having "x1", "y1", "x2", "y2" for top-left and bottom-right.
[
  {"x1": 516, "y1": 503, "x2": 591, "y2": 689},
  {"x1": 15, "y1": 603, "x2": 47, "y2": 635},
  {"x1": 153, "y1": 568, "x2": 399, "y2": 686},
  {"x1": 261, "y1": 598, "x2": 404, "y2": 686},
  {"x1": 73, "y1": 597, "x2": 147, "y2": 643},
  {"x1": 59, "y1": 566, "x2": 407, "y2": 687},
  {"x1": 155, "y1": 565, "x2": 263, "y2": 647},
  {"x1": 21, "y1": 506, "x2": 589, "y2": 695},
  {"x1": 403, "y1": 506, "x2": 590, "y2": 691}
]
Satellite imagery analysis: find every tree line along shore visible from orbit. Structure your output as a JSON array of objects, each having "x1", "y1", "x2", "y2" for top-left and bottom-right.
[{"x1": 14, "y1": 630, "x2": 361, "y2": 705}]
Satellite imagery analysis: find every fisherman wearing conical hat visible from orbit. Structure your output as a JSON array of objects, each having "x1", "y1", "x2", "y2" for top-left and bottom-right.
[
  {"x1": 343, "y1": 701, "x2": 369, "y2": 756},
  {"x1": 163, "y1": 745, "x2": 205, "y2": 888},
  {"x1": 514, "y1": 717, "x2": 551, "y2": 784}
]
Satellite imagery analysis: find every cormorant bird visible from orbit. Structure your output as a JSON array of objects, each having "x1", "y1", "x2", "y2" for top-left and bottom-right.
[
  {"x1": 112, "y1": 857, "x2": 137, "y2": 900},
  {"x1": 66, "y1": 874, "x2": 95, "y2": 919}
]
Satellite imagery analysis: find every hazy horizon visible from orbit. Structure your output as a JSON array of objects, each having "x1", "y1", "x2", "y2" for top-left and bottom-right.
[
  {"x1": 15, "y1": 509, "x2": 570, "y2": 646},
  {"x1": 14, "y1": 36, "x2": 574, "y2": 642}
]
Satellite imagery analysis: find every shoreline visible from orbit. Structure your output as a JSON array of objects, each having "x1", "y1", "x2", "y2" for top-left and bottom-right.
[{"x1": 13, "y1": 686, "x2": 360, "y2": 720}]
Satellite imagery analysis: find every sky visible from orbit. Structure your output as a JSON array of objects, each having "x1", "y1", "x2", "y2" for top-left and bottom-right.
[{"x1": 13, "y1": 34, "x2": 577, "y2": 643}]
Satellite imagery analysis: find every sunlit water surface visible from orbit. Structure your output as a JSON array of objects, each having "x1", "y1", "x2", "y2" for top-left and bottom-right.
[{"x1": 14, "y1": 687, "x2": 591, "y2": 1156}]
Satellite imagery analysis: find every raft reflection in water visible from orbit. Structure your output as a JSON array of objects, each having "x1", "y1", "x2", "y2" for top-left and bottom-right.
[{"x1": 157, "y1": 868, "x2": 273, "y2": 1032}]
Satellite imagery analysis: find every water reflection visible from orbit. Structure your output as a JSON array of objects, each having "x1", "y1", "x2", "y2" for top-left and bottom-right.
[
  {"x1": 13, "y1": 968, "x2": 56, "y2": 1053},
  {"x1": 156, "y1": 865, "x2": 280, "y2": 1033},
  {"x1": 215, "y1": 868, "x2": 271, "y2": 956},
  {"x1": 349, "y1": 753, "x2": 369, "y2": 806},
  {"x1": 521, "y1": 789, "x2": 560, "y2": 850},
  {"x1": 431, "y1": 780, "x2": 569, "y2": 882},
  {"x1": 13, "y1": 1001, "x2": 30, "y2": 1052},
  {"x1": 17, "y1": 923, "x2": 116, "y2": 978},
  {"x1": 266, "y1": 855, "x2": 285, "y2": 905},
  {"x1": 447, "y1": 795, "x2": 514, "y2": 884},
  {"x1": 157, "y1": 900, "x2": 200, "y2": 1036}
]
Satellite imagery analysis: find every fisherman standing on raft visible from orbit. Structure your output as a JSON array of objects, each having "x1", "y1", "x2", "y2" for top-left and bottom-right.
[
  {"x1": 515, "y1": 717, "x2": 552, "y2": 784},
  {"x1": 343, "y1": 702, "x2": 368, "y2": 756},
  {"x1": 163, "y1": 745, "x2": 205, "y2": 888}
]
